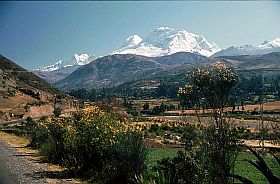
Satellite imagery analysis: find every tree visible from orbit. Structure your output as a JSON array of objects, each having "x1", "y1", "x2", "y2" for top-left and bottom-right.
[
  {"x1": 143, "y1": 102, "x2": 149, "y2": 111},
  {"x1": 26, "y1": 116, "x2": 34, "y2": 123},
  {"x1": 178, "y1": 63, "x2": 240, "y2": 184},
  {"x1": 53, "y1": 107, "x2": 62, "y2": 117}
]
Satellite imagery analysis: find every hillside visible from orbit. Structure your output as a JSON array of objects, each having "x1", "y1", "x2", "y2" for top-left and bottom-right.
[
  {"x1": 0, "y1": 55, "x2": 79, "y2": 122},
  {"x1": 213, "y1": 38, "x2": 280, "y2": 57},
  {"x1": 216, "y1": 52, "x2": 280, "y2": 77},
  {"x1": 238, "y1": 52, "x2": 280, "y2": 70},
  {"x1": 0, "y1": 55, "x2": 59, "y2": 94},
  {"x1": 55, "y1": 52, "x2": 210, "y2": 90}
]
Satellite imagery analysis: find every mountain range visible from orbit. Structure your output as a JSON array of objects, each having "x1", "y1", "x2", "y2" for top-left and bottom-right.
[
  {"x1": 35, "y1": 27, "x2": 220, "y2": 75},
  {"x1": 34, "y1": 27, "x2": 221, "y2": 83},
  {"x1": 55, "y1": 52, "x2": 209, "y2": 90},
  {"x1": 32, "y1": 27, "x2": 280, "y2": 90},
  {"x1": 54, "y1": 51, "x2": 280, "y2": 90}
]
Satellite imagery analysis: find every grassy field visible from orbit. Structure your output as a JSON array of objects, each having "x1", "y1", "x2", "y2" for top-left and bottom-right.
[
  {"x1": 147, "y1": 148, "x2": 280, "y2": 184},
  {"x1": 147, "y1": 148, "x2": 181, "y2": 169},
  {"x1": 234, "y1": 152, "x2": 280, "y2": 184}
]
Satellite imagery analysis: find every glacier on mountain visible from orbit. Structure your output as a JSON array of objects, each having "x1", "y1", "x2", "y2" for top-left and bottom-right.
[
  {"x1": 36, "y1": 60, "x2": 64, "y2": 72},
  {"x1": 36, "y1": 53, "x2": 95, "y2": 72},
  {"x1": 74, "y1": 53, "x2": 93, "y2": 65},
  {"x1": 113, "y1": 27, "x2": 221, "y2": 57}
]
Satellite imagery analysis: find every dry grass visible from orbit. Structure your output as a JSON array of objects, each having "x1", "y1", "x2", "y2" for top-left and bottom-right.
[
  {"x1": 0, "y1": 92, "x2": 36, "y2": 112},
  {"x1": 0, "y1": 131, "x2": 40, "y2": 160},
  {"x1": 241, "y1": 101, "x2": 280, "y2": 111},
  {"x1": 165, "y1": 101, "x2": 280, "y2": 115}
]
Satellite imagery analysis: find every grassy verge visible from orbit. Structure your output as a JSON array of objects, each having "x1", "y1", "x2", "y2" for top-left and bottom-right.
[{"x1": 147, "y1": 147, "x2": 280, "y2": 184}]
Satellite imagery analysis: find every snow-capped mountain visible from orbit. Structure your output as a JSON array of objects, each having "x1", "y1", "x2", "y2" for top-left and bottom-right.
[
  {"x1": 213, "y1": 38, "x2": 280, "y2": 57},
  {"x1": 258, "y1": 38, "x2": 280, "y2": 49},
  {"x1": 33, "y1": 53, "x2": 95, "y2": 84},
  {"x1": 37, "y1": 60, "x2": 64, "y2": 72},
  {"x1": 113, "y1": 27, "x2": 221, "y2": 57},
  {"x1": 36, "y1": 53, "x2": 95, "y2": 72},
  {"x1": 121, "y1": 35, "x2": 143, "y2": 49},
  {"x1": 74, "y1": 53, "x2": 93, "y2": 66}
]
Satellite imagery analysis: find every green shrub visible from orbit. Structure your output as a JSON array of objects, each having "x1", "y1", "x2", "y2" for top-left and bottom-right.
[
  {"x1": 150, "y1": 124, "x2": 159, "y2": 132},
  {"x1": 103, "y1": 132, "x2": 147, "y2": 183},
  {"x1": 53, "y1": 107, "x2": 62, "y2": 117},
  {"x1": 154, "y1": 150, "x2": 206, "y2": 184},
  {"x1": 29, "y1": 121, "x2": 49, "y2": 148},
  {"x1": 40, "y1": 140, "x2": 57, "y2": 162}
]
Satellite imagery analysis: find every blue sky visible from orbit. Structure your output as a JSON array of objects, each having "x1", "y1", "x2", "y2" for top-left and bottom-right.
[{"x1": 0, "y1": 1, "x2": 280, "y2": 69}]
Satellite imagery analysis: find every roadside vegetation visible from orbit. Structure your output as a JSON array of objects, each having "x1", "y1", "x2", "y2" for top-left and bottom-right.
[{"x1": 22, "y1": 106, "x2": 147, "y2": 183}]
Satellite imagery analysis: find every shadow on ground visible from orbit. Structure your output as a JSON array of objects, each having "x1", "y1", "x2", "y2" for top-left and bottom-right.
[{"x1": 24, "y1": 170, "x2": 76, "y2": 180}]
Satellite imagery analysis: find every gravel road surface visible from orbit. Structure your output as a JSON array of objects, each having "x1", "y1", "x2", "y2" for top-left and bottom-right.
[{"x1": 0, "y1": 139, "x2": 46, "y2": 184}]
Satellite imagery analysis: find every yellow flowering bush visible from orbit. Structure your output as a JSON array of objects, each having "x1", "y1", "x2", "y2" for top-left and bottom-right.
[{"x1": 27, "y1": 105, "x2": 147, "y2": 183}]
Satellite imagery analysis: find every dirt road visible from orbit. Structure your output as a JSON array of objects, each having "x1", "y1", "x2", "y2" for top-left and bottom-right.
[{"x1": 0, "y1": 139, "x2": 45, "y2": 184}]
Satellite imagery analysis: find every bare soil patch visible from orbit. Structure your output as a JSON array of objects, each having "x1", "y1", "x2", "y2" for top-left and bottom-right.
[{"x1": 243, "y1": 139, "x2": 280, "y2": 148}]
